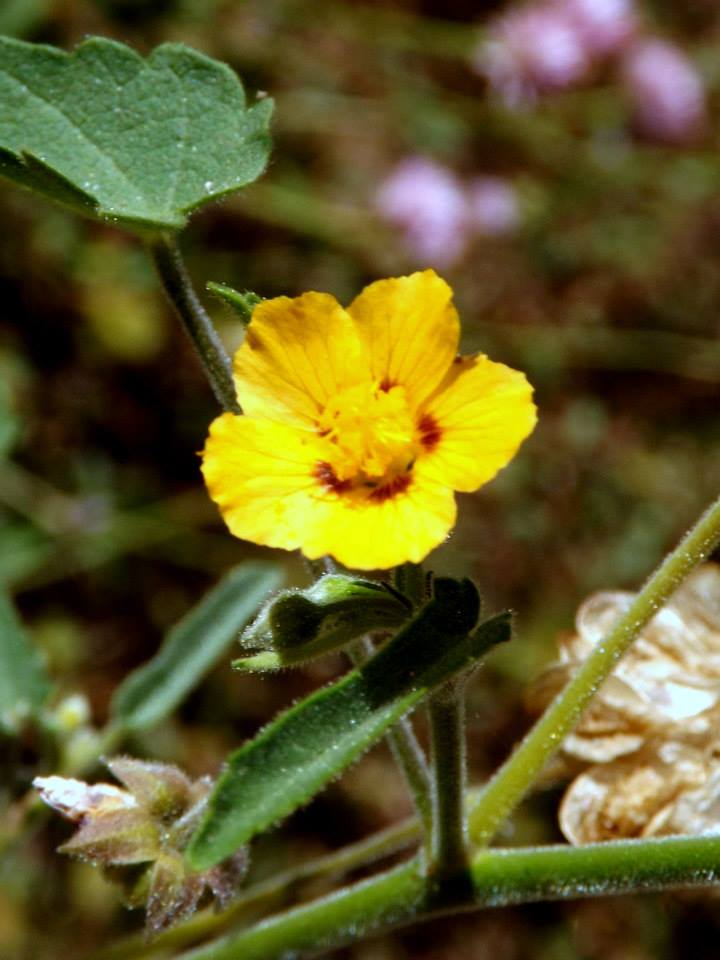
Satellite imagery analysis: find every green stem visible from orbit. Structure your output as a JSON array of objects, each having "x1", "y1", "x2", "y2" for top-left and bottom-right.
[
  {"x1": 173, "y1": 835, "x2": 720, "y2": 960},
  {"x1": 148, "y1": 233, "x2": 239, "y2": 413},
  {"x1": 428, "y1": 681, "x2": 468, "y2": 878},
  {"x1": 468, "y1": 490, "x2": 720, "y2": 846},
  {"x1": 349, "y1": 637, "x2": 432, "y2": 832},
  {"x1": 94, "y1": 818, "x2": 420, "y2": 960}
]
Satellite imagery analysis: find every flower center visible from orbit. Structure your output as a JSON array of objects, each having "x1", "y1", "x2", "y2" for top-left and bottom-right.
[{"x1": 317, "y1": 383, "x2": 417, "y2": 485}]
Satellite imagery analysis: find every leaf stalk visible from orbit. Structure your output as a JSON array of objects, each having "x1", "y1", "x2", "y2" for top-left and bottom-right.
[{"x1": 148, "y1": 233, "x2": 239, "y2": 413}]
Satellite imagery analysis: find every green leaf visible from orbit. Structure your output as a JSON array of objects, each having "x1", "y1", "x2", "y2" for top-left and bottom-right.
[
  {"x1": 109, "y1": 563, "x2": 282, "y2": 733},
  {"x1": 187, "y1": 579, "x2": 511, "y2": 869},
  {"x1": 0, "y1": 36, "x2": 273, "y2": 231},
  {"x1": 0, "y1": 376, "x2": 19, "y2": 458},
  {"x1": 0, "y1": 589, "x2": 52, "y2": 733}
]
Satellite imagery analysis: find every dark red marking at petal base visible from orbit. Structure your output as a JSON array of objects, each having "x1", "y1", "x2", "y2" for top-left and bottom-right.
[
  {"x1": 379, "y1": 377, "x2": 394, "y2": 392},
  {"x1": 418, "y1": 413, "x2": 442, "y2": 452},
  {"x1": 368, "y1": 474, "x2": 411, "y2": 503},
  {"x1": 314, "y1": 461, "x2": 352, "y2": 494}
]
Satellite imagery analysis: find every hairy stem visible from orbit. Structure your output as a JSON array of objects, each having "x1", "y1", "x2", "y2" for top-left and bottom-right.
[
  {"x1": 173, "y1": 835, "x2": 720, "y2": 960},
  {"x1": 148, "y1": 233, "x2": 239, "y2": 413},
  {"x1": 428, "y1": 681, "x2": 468, "y2": 878},
  {"x1": 468, "y1": 491, "x2": 720, "y2": 845},
  {"x1": 94, "y1": 817, "x2": 420, "y2": 960}
]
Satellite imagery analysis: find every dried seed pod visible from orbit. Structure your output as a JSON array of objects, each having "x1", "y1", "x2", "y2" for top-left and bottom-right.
[{"x1": 528, "y1": 565, "x2": 720, "y2": 844}]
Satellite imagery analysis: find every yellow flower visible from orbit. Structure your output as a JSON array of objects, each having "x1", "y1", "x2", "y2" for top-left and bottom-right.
[{"x1": 201, "y1": 270, "x2": 537, "y2": 570}]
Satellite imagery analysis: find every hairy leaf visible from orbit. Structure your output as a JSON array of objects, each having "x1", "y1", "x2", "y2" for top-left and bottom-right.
[
  {"x1": 188, "y1": 579, "x2": 511, "y2": 869},
  {"x1": 110, "y1": 563, "x2": 282, "y2": 733},
  {"x1": 0, "y1": 36, "x2": 272, "y2": 230}
]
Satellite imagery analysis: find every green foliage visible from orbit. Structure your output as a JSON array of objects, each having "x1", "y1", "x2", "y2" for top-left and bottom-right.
[
  {"x1": 187, "y1": 578, "x2": 511, "y2": 869},
  {"x1": 0, "y1": 36, "x2": 273, "y2": 231},
  {"x1": 0, "y1": 589, "x2": 52, "y2": 733},
  {"x1": 109, "y1": 562, "x2": 282, "y2": 733},
  {"x1": 236, "y1": 574, "x2": 411, "y2": 670}
]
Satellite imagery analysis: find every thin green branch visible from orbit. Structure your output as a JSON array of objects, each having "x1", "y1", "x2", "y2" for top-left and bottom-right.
[
  {"x1": 148, "y1": 233, "x2": 239, "y2": 413},
  {"x1": 428, "y1": 681, "x2": 468, "y2": 879},
  {"x1": 468, "y1": 490, "x2": 720, "y2": 846},
  {"x1": 172, "y1": 835, "x2": 720, "y2": 960}
]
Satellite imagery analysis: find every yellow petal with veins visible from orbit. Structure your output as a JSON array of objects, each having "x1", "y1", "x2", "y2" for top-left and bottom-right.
[
  {"x1": 415, "y1": 354, "x2": 537, "y2": 493},
  {"x1": 347, "y1": 270, "x2": 459, "y2": 409},
  {"x1": 234, "y1": 292, "x2": 370, "y2": 428}
]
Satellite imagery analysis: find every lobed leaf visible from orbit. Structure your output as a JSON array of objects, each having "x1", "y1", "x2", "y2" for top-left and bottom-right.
[
  {"x1": 187, "y1": 579, "x2": 511, "y2": 869},
  {"x1": 110, "y1": 562, "x2": 282, "y2": 733},
  {"x1": 0, "y1": 589, "x2": 52, "y2": 733},
  {"x1": 0, "y1": 36, "x2": 273, "y2": 231}
]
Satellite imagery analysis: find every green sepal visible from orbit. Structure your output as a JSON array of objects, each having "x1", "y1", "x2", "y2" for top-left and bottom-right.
[
  {"x1": 235, "y1": 575, "x2": 411, "y2": 671},
  {"x1": 187, "y1": 578, "x2": 511, "y2": 869},
  {"x1": 207, "y1": 282, "x2": 263, "y2": 325}
]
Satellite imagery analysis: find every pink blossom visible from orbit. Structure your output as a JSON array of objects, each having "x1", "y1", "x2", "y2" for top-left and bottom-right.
[
  {"x1": 622, "y1": 38, "x2": 706, "y2": 143},
  {"x1": 555, "y1": 0, "x2": 637, "y2": 57},
  {"x1": 476, "y1": 5, "x2": 591, "y2": 105},
  {"x1": 376, "y1": 158, "x2": 469, "y2": 267},
  {"x1": 467, "y1": 177, "x2": 521, "y2": 236}
]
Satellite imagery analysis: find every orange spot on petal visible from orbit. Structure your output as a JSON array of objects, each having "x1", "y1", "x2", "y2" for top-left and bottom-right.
[
  {"x1": 368, "y1": 474, "x2": 411, "y2": 503},
  {"x1": 418, "y1": 413, "x2": 442, "y2": 452}
]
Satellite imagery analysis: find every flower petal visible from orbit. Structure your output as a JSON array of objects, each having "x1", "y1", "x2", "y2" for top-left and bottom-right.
[
  {"x1": 415, "y1": 354, "x2": 537, "y2": 493},
  {"x1": 300, "y1": 475, "x2": 456, "y2": 570},
  {"x1": 234, "y1": 293, "x2": 370, "y2": 427},
  {"x1": 201, "y1": 413, "x2": 329, "y2": 551},
  {"x1": 347, "y1": 270, "x2": 459, "y2": 408}
]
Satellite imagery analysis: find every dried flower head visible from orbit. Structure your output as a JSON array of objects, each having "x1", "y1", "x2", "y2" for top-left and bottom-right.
[
  {"x1": 528, "y1": 565, "x2": 720, "y2": 844},
  {"x1": 35, "y1": 757, "x2": 247, "y2": 934}
]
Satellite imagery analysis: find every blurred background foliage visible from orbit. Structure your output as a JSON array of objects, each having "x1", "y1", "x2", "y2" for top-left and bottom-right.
[{"x1": 3, "y1": 0, "x2": 720, "y2": 957}]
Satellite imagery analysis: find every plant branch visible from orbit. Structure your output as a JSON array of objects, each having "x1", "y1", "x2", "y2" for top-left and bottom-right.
[
  {"x1": 172, "y1": 835, "x2": 720, "y2": 960},
  {"x1": 428, "y1": 681, "x2": 468, "y2": 879},
  {"x1": 94, "y1": 817, "x2": 420, "y2": 960},
  {"x1": 468, "y1": 490, "x2": 720, "y2": 846},
  {"x1": 148, "y1": 232, "x2": 239, "y2": 413}
]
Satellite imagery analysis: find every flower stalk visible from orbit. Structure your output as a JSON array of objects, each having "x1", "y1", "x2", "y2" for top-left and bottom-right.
[
  {"x1": 428, "y1": 679, "x2": 468, "y2": 879},
  {"x1": 468, "y1": 490, "x2": 720, "y2": 846},
  {"x1": 148, "y1": 233, "x2": 240, "y2": 413}
]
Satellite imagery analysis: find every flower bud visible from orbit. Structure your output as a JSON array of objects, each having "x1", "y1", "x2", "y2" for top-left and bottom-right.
[{"x1": 238, "y1": 575, "x2": 410, "y2": 667}]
